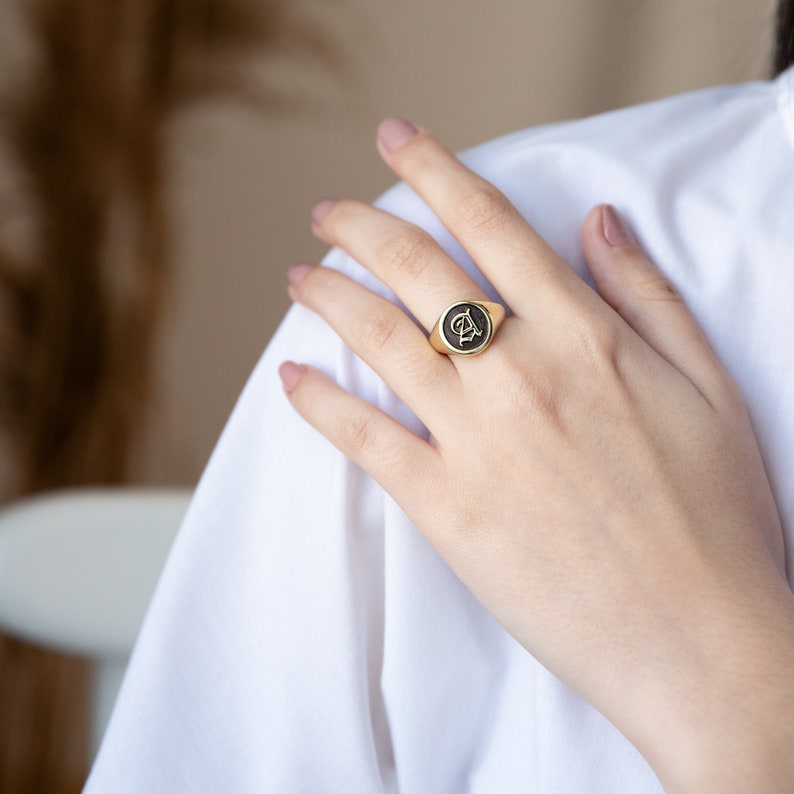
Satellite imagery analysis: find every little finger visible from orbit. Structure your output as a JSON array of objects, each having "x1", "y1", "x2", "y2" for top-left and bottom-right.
[{"x1": 279, "y1": 362, "x2": 442, "y2": 510}]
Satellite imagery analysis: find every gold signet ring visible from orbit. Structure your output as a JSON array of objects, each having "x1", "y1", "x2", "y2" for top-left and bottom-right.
[{"x1": 428, "y1": 300, "x2": 506, "y2": 356}]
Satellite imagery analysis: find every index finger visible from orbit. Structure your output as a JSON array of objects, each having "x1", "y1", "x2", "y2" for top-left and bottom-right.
[{"x1": 376, "y1": 117, "x2": 593, "y2": 318}]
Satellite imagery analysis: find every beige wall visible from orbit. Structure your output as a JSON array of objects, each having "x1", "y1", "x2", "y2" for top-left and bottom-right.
[{"x1": 3, "y1": 0, "x2": 780, "y2": 483}]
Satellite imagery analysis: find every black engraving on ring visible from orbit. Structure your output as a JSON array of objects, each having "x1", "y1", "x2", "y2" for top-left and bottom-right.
[{"x1": 441, "y1": 302, "x2": 492, "y2": 354}]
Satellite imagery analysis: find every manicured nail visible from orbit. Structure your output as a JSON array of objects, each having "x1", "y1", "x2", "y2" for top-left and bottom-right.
[
  {"x1": 287, "y1": 263, "x2": 314, "y2": 287},
  {"x1": 279, "y1": 361, "x2": 307, "y2": 393},
  {"x1": 602, "y1": 204, "x2": 638, "y2": 248},
  {"x1": 311, "y1": 199, "x2": 336, "y2": 227},
  {"x1": 377, "y1": 116, "x2": 420, "y2": 154}
]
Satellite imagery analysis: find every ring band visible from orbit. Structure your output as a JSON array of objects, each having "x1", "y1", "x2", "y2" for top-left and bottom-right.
[{"x1": 429, "y1": 300, "x2": 506, "y2": 356}]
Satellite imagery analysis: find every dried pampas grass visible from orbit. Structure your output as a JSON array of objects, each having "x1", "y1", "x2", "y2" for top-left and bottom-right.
[
  {"x1": 0, "y1": 0, "x2": 335, "y2": 494},
  {"x1": 0, "y1": 2, "x2": 338, "y2": 791}
]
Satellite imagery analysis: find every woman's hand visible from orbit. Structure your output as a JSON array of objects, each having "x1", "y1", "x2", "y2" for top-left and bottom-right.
[{"x1": 279, "y1": 118, "x2": 794, "y2": 792}]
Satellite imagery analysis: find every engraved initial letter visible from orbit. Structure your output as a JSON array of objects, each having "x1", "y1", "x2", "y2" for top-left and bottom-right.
[{"x1": 450, "y1": 308, "x2": 483, "y2": 345}]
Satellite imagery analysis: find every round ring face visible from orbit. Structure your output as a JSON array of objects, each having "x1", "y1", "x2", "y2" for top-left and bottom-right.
[{"x1": 438, "y1": 301, "x2": 493, "y2": 355}]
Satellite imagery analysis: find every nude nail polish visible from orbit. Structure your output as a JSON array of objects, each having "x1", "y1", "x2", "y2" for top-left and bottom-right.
[
  {"x1": 287, "y1": 264, "x2": 314, "y2": 287},
  {"x1": 602, "y1": 205, "x2": 638, "y2": 248},
  {"x1": 377, "y1": 117, "x2": 420, "y2": 154},
  {"x1": 279, "y1": 361, "x2": 306, "y2": 393},
  {"x1": 311, "y1": 199, "x2": 336, "y2": 227}
]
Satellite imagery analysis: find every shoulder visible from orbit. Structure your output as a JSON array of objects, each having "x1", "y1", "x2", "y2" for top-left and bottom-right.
[
  {"x1": 461, "y1": 76, "x2": 782, "y2": 186},
  {"x1": 329, "y1": 76, "x2": 788, "y2": 296}
]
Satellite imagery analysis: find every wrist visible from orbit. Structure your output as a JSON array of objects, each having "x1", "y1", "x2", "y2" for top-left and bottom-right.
[{"x1": 620, "y1": 578, "x2": 794, "y2": 792}]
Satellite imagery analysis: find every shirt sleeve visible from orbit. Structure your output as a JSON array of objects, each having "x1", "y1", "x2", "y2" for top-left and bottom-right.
[
  {"x1": 83, "y1": 242, "x2": 395, "y2": 791},
  {"x1": 84, "y1": 177, "x2": 660, "y2": 794}
]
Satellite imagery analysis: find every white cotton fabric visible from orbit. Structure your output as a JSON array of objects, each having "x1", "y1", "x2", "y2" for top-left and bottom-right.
[{"x1": 85, "y1": 68, "x2": 794, "y2": 793}]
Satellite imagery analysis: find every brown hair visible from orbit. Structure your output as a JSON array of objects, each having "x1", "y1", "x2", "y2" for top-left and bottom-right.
[{"x1": 774, "y1": 0, "x2": 794, "y2": 74}]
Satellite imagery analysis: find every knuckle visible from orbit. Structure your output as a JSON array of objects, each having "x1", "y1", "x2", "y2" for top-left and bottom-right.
[
  {"x1": 440, "y1": 490, "x2": 487, "y2": 541},
  {"x1": 491, "y1": 346, "x2": 563, "y2": 427},
  {"x1": 455, "y1": 184, "x2": 514, "y2": 233},
  {"x1": 631, "y1": 271, "x2": 684, "y2": 304},
  {"x1": 340, "y1": 409, "x2": 374, "y2": 454},
  {"x1": 400, "y1": 347, "x2": 446, "y2": 390},
  {"x1": 378, "y1": 228, "x2": 435, "y2": 281},
  {"x1": 357, "y1": 308, "x2": 402, "y2": 353}
]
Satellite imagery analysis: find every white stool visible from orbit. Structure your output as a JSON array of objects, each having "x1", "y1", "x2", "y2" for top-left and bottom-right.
[{"x1": 0, "y1": 487, "x2": 192, "y2": 755}]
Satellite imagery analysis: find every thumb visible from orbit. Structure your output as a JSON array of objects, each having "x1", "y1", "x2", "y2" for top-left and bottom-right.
[{"x1": 582, "y1": 204, "x2": 738, "y2": 412}]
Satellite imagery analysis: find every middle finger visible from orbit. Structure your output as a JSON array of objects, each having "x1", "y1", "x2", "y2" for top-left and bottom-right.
[
  {"x1": 376, "y1": 120, "x2": 596, "y2": 321},
  {"x1": 312, "y1": 198, "x2": 497, "y2": 333}
]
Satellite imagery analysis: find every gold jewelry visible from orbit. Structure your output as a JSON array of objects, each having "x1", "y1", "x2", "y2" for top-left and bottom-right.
[{"x1": 429, "y1": 300, "x2": 506, "y2": 356}]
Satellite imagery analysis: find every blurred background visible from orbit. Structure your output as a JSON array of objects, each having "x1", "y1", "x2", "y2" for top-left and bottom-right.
[{"x1": 0, "y1": 0, "x2": 778, "y2": 790}]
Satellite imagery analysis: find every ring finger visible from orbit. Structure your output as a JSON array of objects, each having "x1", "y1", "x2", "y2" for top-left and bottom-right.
[{"x1": 288, "y1": 262, "x2": 460, "y2": 430}]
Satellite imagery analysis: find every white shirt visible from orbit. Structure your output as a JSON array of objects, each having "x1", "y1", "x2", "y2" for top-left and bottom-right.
[{"x1": 85, "y1": 67, "x2": 794, "y2": 793}]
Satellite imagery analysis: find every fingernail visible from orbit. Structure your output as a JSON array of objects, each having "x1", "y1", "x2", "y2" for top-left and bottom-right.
[
  {"x1": 279, "y1": 361, "x2": 307, "y2": 393},
  {"x1": 602, "y1": 204, "x2": 638, "y2": 248},
  {"x1": 287, "y1": 263, "x2": 314, "y2": 287},
  {"x1": 311, "y1": 199, "x2": 336, "y2": 227},
  {"x1": 377, "y1": 116, "x2": 419, "y2": 154}
]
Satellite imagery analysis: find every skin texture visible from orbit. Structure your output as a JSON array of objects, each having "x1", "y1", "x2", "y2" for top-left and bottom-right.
[{"x1": 280, "y1": 118, "x2": 794, "y2": 792}]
